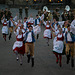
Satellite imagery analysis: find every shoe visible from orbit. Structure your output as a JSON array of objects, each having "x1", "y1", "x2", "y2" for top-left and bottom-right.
[
  {"x1": 20, "y1": 62, "x2": 22, "y2": 66},
  {"x1": 27, "y1": 55, "x2": 30, "y2": 63},
  {"x1": 71, "y1": 58, "x2": 74, "y2": 67},
  {"x1": 31, "y1": 58, "x2": 34, "y2": 67},
  {"x1": 16, "y1": 57, "x2": 19, "y2": 61},
  {"x1": 59, "y1": 62, "x2": 62, "y2": 67},
  {"x1": 48, "y1": 44, "x2": 49, "y2": 46}
]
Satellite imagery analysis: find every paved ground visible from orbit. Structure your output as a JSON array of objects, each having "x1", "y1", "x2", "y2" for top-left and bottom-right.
[{"x1": 0, "y1": 5, "x2": 75, "y2": 75}]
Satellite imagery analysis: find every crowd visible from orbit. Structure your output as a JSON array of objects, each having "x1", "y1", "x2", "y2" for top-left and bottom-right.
[
  {"x1": 0, "y1": 8, "x2": 11, "y2": 21},
  {"x1": 0, "y1": 7, "x2": 75, "y2": 68}
]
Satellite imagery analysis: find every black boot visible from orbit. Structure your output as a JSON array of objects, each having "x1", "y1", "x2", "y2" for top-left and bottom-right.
[
  {"x1": 31, "y1": 58, "x2": 34, "y2": 67},
  {"x1": 27, "y1": 55, "x2": 30, "y2": 63},
  {"x1": 9, "y1": 33, "x2": 12, "y2": 40},
  {"x1": 71, "y1": 57, "x2": 74, "y2": 67},
  {"x1": 66, "y1": 55, "x2": 70, "y2": 64},
  {"x1": 37, "y1": 34, "x2": 39, "y2": 39}
]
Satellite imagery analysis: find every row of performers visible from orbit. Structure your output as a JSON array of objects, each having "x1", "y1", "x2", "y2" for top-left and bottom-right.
[{"x1": 1, "y1": 14, "x2": 75, "y2": 67}]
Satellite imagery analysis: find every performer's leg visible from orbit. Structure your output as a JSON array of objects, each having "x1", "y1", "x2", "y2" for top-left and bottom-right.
[
  {"x1": 5, "y1": 34, "x2": 7, "y2": 41},
  {"x1": 48, "y1": 38, "x2": 49, "y2": 46},
  {"x1": 71, "y1": 56, "x2": 74, "y2": 67},
  {"x1": 30, "y1": 43, "x2": 34, "y2": 67},
  {"x1": 37, "y1": 34, "x2": 39, "y2": 39},
  {"x1": 25, "y1": 43, "x2": 30, "y2": 63},
  {"x1": 31, "y1": 56, "x2": 34, "y2": 67},
  {"x1": 14, "y1": 51, "x2": 19, "y2": 61},
  {"x1": 3, "y1": 34, "x2": 6, "y2": 41},
  {"x1": 46, "y1": 38, "x2": 49, "y2": 46},
  {"x1": 66, "y1": 43, "x2": 71, "y2": 64},
  {"x1": 70, "y1": 43, "x2": 74, "y2": 67},
  {"x1": 53, "y1": 52, "x2": 58, "y2": 63},
  {"x1": 9, "y1": 27, "x2": 13, "y2": 40}
]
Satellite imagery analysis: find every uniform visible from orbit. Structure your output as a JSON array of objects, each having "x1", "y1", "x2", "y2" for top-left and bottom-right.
[
  {"x1": 53, "y1": 33, "x2": 64, "y2": 67},
  {"x1": 13, "y1": 34, "x2": 25, "y2": 55}
]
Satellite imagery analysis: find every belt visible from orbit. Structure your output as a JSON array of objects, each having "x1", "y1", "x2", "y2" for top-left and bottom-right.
[
  {"x1": 26, "y1": 42, "x2": 33, "y2": 44},
  {"x1": 67, "y1": 41, "x2": 74, "y2": 43}
]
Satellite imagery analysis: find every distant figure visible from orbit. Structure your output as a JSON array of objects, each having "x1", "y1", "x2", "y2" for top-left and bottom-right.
[
  {"x1": 19, "y1": 7, "x2": 22, "y2": 19},
  {"x1": 25, "y1": 6, "x2": 28, "y2": 17},
  {"x1": 4, "y1": 8, "x2": 8, "y2": 20},
  {"x1": 7, "y1": 9, "x2": 12, "y2": 20}
]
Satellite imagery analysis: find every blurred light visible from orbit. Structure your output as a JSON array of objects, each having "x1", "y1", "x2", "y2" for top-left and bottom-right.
[
  {"x1": 61, "y1": 0, "x2": 63, "y2": 1},
  {"x1": 34, "y1": 0, "x2": 36, "y2": 2},
  {"x1": 58, "y1": 1, "x2": 59, "y2": 3},
  {"x1": 26, "y1": 0, "x2": 28, "y2": 1},
  {"x1": 49, "y1": 0, "x2": 51, "y2": 2}
]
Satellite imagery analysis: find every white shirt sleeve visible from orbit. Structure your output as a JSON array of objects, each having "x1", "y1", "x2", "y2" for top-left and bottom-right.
[
  {"x1": 13, "y1": 16, "x2": 17, "y2": 21},
  {"x1": 1, "y1": 19, "x2": 4, "y2": 24},
  {"x1": 43, "y1": 21, "x2": 46, "y2": 26}
]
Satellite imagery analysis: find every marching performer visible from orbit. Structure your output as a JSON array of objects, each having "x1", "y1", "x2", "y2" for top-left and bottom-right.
[
  {"x1": 53, "y1": 28, "x2": 64, "y2": 67},
  {"x1": 25, "y1": 25, "x2": 35, "y2": 67},
  {"x1": 43, "y1": 20, "x2": 52, "y2": 46},
  {"x1": 34, "y1": 15, "x2": 41, "y2": 39},
  {"x1": 13, "y1": 28, "x2": 25, "y2": 65},
  {"x1": 13, "y1": 19, "x2": 26, "y2": 36},
  {"x1": 1, "y1": 16, "x2": 8, "y2": 41},
  {"x1": 8, "y1": 15, "x2": 17, "y2": 40},
  {"x1": 51, "y1": 18, "x2": 59, "y2": 30},
  {"x1": 65, "y1": 24, "x2": 75, "y2": 67},
  {"x1": 28, "y1": 15, "x2": 34, "y2": 28},
  {"x1": 23, "y1": 17, "x2": 28, "y2": 30}
]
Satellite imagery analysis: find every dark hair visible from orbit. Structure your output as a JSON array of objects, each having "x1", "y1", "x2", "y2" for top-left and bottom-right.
[
  {"x1": 67, "y1": 24, "x2": 70, "y2": 28},
  {"x1": 28, "y1": 25, "x2": 32, "y2": 28},
  {"x1": 36, "y1": 15, "x2": 38, "y2": 17}
]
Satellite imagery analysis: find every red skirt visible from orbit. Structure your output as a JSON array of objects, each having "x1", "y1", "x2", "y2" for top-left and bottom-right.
[{"x1": 13, "y1": 43, "x2": 25, "y2": 55}]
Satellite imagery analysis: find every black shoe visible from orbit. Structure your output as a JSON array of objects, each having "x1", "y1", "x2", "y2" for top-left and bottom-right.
[
  {"x1": 16, "y1": 58, "x2": 19, "y2": 61},
  {"x1": 20, "y1": 62, "x2": 22, "y2": 66},
  {"x1": 31, "y1": 58, "x2": 34, "y2": 67},
  {"x1": 48, "y1": 44, "x2": 49, "y2": 46},
  {"x1": 71, "y1": 58, "x2": 74, "y2": 67},
  {"x1": 27, "y1": 55, "x2": 30, "y2": 63}
]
